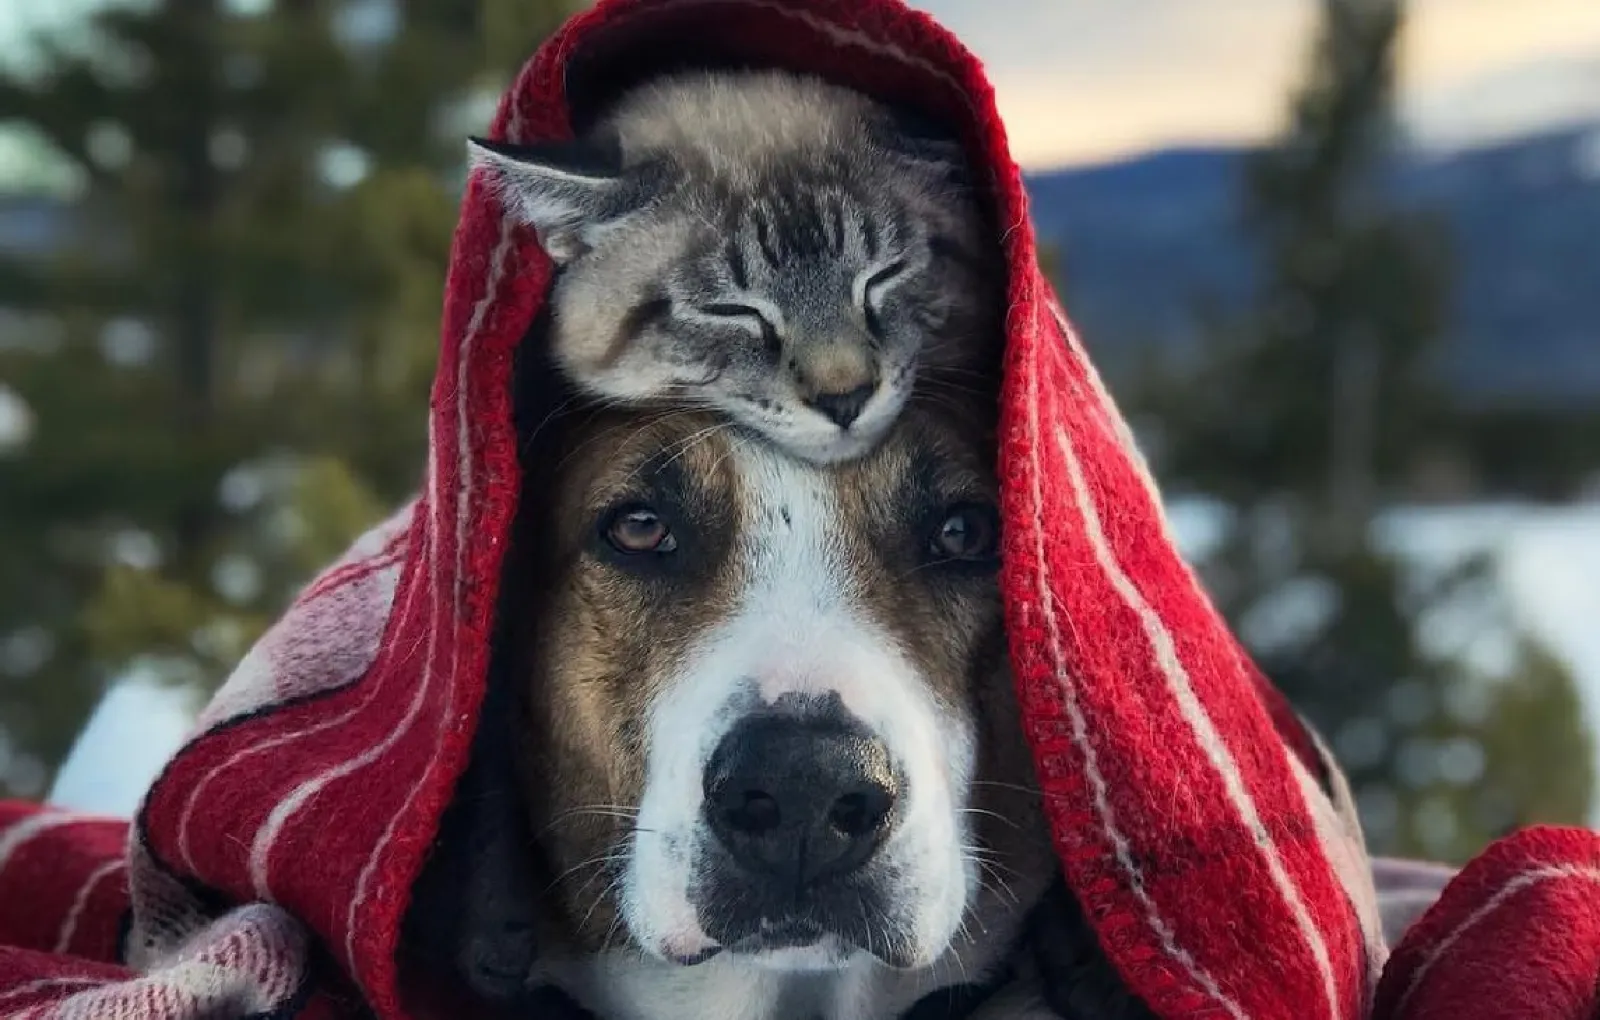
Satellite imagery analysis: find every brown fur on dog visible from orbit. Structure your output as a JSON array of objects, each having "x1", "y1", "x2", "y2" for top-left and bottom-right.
[{"x1": 504, "y1": 394, "x2": 1055, "y2": 968}]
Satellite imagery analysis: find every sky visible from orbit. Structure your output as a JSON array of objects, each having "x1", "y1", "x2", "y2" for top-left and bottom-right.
[
  {"x1": 911, "y1": 0, "x2": 1600, "y2": 165},
  {"x1": 1, "y1": 0, "x2": 1598, "y2": 171}
]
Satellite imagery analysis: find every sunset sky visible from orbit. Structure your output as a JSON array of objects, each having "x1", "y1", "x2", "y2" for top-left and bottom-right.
[
  {"x1": 909, "y1": 0, "x2": 1600, "y2": 166},
  {"x1": 1, "y1": 0, "x2": 1597, "y2": 173}
]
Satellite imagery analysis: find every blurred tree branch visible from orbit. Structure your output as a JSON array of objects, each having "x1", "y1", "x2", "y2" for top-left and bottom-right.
[
  {"x1": 1127, "y1": 0, "x2": 1595, "y2": 860},
  {"x1": 0, "y1": 0, "x2": 576, "y2": 794}
]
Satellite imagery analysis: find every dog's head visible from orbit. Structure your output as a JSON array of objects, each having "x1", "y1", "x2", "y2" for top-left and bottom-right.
[{"x1": 506, "y1": 393, "x2": 1054, "y2": 1008}]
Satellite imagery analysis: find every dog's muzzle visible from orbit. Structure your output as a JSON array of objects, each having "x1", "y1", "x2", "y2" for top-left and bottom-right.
[
  {"x1": 693, "y1": 708, "x2": 910, "y2": 963},
  {"x1": 705, "y1": 713, "x2": 900, "y2": 884}
]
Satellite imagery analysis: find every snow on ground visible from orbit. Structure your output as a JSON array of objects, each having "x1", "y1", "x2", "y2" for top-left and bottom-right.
[
  {"x1": 47, "y1": 501, "x2": 1600, "y2": 823},
  {"x1": 47, "y1": 670, "x2": 197, "y2": 815},
  {"x1": 1378, "y1": 503, "x2": 1600, "y2": 803}
]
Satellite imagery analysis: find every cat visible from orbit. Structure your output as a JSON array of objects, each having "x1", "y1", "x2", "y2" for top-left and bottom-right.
[{"x1": 467, "y1": 69, "x2": 1001, "y2": 464}]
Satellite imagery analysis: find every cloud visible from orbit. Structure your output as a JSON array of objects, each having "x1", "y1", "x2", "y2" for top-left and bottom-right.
[
  {"x1": 1405, "y1": 0, "x2": 1600, "y2": 86},
  {"x1": 1403, "y1": 53, "x2": 1600, "y2": 150},
  {"x1": 909, "y1": 0, "x2": 1600, "y2": 167},
  {"x1": 3, "y1": 0, "x2": 1595, "y2": 172}
]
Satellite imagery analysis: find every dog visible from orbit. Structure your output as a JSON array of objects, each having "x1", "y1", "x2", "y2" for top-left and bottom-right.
[
  {"x1": 515, "y1": 378, "x2": 1058, "y2": 1019},
  {"x1": 402, "y1": 326, "x2": 1166, "y2": 1020}
]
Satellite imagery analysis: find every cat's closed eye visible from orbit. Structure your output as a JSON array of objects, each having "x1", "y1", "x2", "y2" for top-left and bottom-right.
[
  {"x1": 698, "y1": 303, "x2": 783, "y2": 359},
  {"x1": 858, "y1": 260, "x2": 909, "y2": 337}
]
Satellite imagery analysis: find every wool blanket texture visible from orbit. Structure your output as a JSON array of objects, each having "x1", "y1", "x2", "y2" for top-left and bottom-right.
[{"x1": 2, "y1": 1, "x2": 1599, "y2": 1017}]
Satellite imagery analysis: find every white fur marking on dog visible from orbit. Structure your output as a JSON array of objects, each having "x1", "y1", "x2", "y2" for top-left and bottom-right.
[
  {"x1": 544, "y1": 944, "x2": 992, "y2": 1020},
  {"x1": 598, "y1": 436, "x2": 974, "y2": 1019}
]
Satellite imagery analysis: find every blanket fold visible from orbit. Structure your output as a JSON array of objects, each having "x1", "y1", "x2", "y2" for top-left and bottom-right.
[{"x1": 1, "y1": 1, "x2": 1596, "y2": 1018}]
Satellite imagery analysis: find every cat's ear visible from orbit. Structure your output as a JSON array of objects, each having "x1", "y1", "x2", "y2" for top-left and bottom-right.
[
  {"x1": 872, "y1": 109, "x2": 973, "y2": 189},
  {"x1": 467, "y1": 136, "x2": 669, "y2": 263}
]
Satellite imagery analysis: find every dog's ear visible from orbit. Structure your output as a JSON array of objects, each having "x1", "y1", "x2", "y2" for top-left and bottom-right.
[
  {"x1": 405, "y1": 672, "x2": 539, "y2": 1004},
  {"x1": 467, "y1": 135, "x2": 674, "y2": 263},
  {"x1": 404, "y1": 656, "x2": 597, "y2": 1016},
  {"x1": 1027, "y1": 879, "x2": 1159, "y2": 1020}
]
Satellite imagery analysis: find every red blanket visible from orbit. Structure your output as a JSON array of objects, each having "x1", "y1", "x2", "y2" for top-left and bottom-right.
[{"x1": 3, "y1": 1, "x2": 1598, "y2": 1017}]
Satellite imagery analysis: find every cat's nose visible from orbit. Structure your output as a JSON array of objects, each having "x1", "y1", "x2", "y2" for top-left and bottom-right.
[
  {"x1": 794, "y1": 343, "x2": 879, "y2": 428},
  {"x1": 807, "y1": 384, "x2": 876, "y2": 428}
]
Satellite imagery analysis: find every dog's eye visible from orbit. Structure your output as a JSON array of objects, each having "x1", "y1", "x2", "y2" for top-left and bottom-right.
[
  {"x1": 602, "y1": 505, "x2": 678, "y2": 555},
  {"x1": 927, "y1": 503, "x2": 999, "y2": 562}
]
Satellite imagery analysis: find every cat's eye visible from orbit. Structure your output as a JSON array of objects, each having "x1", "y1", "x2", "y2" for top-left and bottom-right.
[
  {"x1": 863, "y1": 261, "x2": 908, "y2": 296},
  {"x1": 860, "y1": 260, "x2": 908, "y2": 336},
  {"x1": 702, "y1": 302, "x2": 763, "y2": 320},
  {"x1": 700, "y1": 303, "x2": 782, "y2": 359}
]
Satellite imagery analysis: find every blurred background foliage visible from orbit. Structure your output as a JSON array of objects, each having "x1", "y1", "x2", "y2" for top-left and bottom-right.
[
  {"x1": 0, "y1": 0, "x2": 1596, "y2": 864},
  {"x1": 1060, "y1": 0, "x2": 1596, "y2": 859},
  {"x1": 0, "y1": 0, "x2": 574, "y2": 787}
]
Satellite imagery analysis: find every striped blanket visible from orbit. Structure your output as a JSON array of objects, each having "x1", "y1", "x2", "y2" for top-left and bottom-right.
[{"x1": 3, "y1": 1, "x2": 1599, "y2": 1017}]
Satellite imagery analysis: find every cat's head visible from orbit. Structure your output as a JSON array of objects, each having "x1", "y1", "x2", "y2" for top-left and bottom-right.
[{"x1": 469, "y1": 70, "x2": 1000, "y2": 464}]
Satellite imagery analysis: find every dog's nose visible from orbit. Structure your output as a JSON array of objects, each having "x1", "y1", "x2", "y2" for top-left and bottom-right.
[
  {"x1": 805, "y1": 384, "x2": 875, "y2": 428},
  {"x1": 703, "y1": 715, "x2": 899, "y2": 887}
]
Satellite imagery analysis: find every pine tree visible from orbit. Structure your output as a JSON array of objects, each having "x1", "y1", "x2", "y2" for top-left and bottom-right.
[
  {"x1": 1133, "y1": 0, "x2": 1594, "y2": 860},
  {"x1": 0, "y1": 0, "x2": 569, "y2": 796}
]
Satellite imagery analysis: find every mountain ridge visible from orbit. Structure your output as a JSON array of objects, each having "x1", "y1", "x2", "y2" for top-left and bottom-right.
[{"x1": 1024, "y1": 122, "x2": 1600, "y2": 406}]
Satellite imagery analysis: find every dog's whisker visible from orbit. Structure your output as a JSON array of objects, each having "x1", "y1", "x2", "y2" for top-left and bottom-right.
[
  {"x1": 542, "y1": 848, "x2": 629, "y2": 893},
  {"x1": 966, "y1": 852, "x2": 1021, "y2": 908},
  {"x1": 587, "y1": 873, "x2": 632, "y2": 947},
  {"x1": 959, "y1": 806, "x2": 1022, "y2": 830},
  {"x1": 970, "y1": 778, "x2": 1065, "y2": 802},
  {"x1": 536, "y1": 804, "x2": 641, "y2": 839}
]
